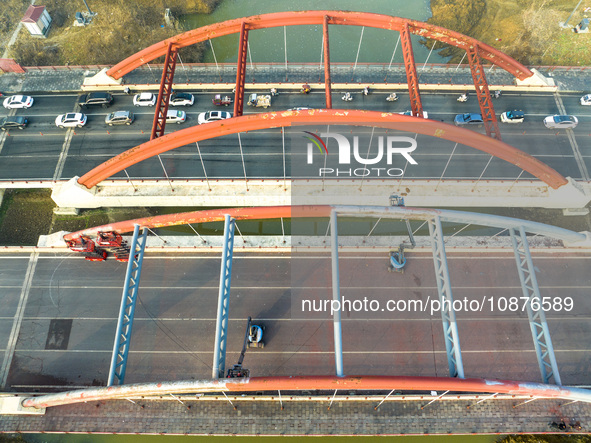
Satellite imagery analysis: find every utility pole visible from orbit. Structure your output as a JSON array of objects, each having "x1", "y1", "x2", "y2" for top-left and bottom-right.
[
  {"x1": 82, "y1": 0, "x2": 96, "y2": 17},
  {"x1": 560, "y1": 0, "x2": 583, "y2": 28}
]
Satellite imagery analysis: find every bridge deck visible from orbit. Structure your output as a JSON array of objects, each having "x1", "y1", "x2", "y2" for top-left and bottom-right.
[{"x1": 1, "y1": 249, "x2": 590, "y2": 390}]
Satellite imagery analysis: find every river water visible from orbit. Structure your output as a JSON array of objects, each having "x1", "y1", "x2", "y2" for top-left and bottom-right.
[{"x1": 181, "y1": 0, "x2": 449, "y2": 64}]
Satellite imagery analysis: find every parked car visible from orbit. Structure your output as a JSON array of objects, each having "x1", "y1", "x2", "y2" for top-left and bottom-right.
[
  {"x1": 454, "y1": 113, "x2": 483, "y2": 125},
  {"x1": 165, "y1": 110, "x2": 186, "y2": 124},
  {"x1": 0, "y1": 116, "x2": 28, "y2": 130},
  {"x1": 399, "y1": 110, "x2": 429, "y2": 119},
  {"x1": 197, "y1": 111, "x2": 232, "y2": 124},
  {"x1": 170, "y1": 92, "x2": 194, "y2": 106},
  {"x1": 55, "y1": 113, "x2": 87, "y2": 128},
  {"x1": 3, "y1": 95, "x2": 34, "y2": 109},
  {"x1": 105, "y1": 110, "x2": 134, "y2": 126},
  {"x1": 500, "y1": 110, "x2": 525, "y2": 123},
  {"x1": 78, "y1": 92, "x2": 113, "y2": 108},
  {"x1": 543, "y1": 115, "x2": 578, "y2": 129},
  {"x1": 133, "y1": 92, "x2": 156, "y2": 107}
]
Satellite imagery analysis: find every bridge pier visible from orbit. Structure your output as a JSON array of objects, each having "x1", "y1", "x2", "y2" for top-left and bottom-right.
[
  {"x1": 50, "y1": 177, "x2": 591, "y2": 211},
  {"x1": 516, "y1": 68, "x2": 556, "y2": 87}
]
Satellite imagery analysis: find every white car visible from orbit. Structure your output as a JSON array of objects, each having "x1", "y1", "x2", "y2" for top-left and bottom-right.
[
  {"x1": 543, "y1": 115, "x2": 578, "y2": 129},
  {"x1": 580, "y1": 94, "x2": 591, "y2": 106},
  {"x1": 55, "y1": 113, "x2": 87, "y2": 128},
  {"x1": 197, "y1": 111, "x2": 232, "y2": 124},
  {"x1": 399, "y1": 110, "x2": 429, "y2": 119},
  {"x1": 3, "y1": 95, "x2": 34, "y2": 109},
  {"x1": 165, "y1": 109, "x2": 186, "y2": 124},
  {"x1": 500, "y1": 110, "x2": 525, "y2": 123},
  {"x1": 133, "y1": 92, "x2": 156, "y2": 107}
]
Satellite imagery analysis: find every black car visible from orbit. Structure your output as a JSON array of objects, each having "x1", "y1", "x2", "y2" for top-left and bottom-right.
[
  {"x1": 78, "y1": 92, "x2": 113, "y2": 108},
  {"x1": 0, "y1": 116, "x2": 27, "y2": 130}
]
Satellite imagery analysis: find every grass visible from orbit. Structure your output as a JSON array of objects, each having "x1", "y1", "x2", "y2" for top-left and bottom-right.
[
  {"x1": 4, "y1": 0, "x2": 221, "y2": 66},
  {"x1": 428, "y1": 0, "x2": 591, "y2": 66},
  {"x1": 0, "y1": 0, "x2": 30, "y2": 56},
  {"x1": 0, "y1": 189, "x2": 55, "y2": 246}
]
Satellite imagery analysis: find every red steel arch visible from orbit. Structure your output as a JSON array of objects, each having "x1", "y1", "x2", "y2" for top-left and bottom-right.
[
  {"x1": 107, "y1": 11, "x2": 533, "y2": 81},
  {"x1": 78, "y1": 109, "x2": 568, "y2": 190},
  {"x1": 22, "y1": 375, "x2": 591, "y2": 408}
]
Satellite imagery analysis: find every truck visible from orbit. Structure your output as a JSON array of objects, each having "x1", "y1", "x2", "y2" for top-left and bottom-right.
[{"x1": 247, "y1": 93, "x2": 271, "y2": 108}]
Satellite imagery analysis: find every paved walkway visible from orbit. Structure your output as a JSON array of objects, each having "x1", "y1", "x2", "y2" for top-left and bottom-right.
[
  {"x1": 1, "y1": 396, "x2": 590, "y2": 435},
  {"x1": 0, "y1": 64, "x2": 589, "y2": 94}
]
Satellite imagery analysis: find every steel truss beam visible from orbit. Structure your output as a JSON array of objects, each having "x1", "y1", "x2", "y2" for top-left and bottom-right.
[
  {"x1": 428, "y1": 216, "x2": 464, "y2": 378},
  {"x1": 400, "y1": 23, "x2": 424, "y2": 118},
  {"x1": 233, "y1": 22, "x2": 248, "y2": 117},
  {"x1": 151, "y1": 42, "x2": 178, "y2": 140},
  {"x1": 466, "y1": 45, "x2": 501, "y2": 140},
  {"x1": 330, "y1": 210, "x2": 344, "y2": 376},
  {"x1": 322, "y1": 15, "x2": 332, "y2": 109},
  {"x1": 212, "y1": 215, "x2": 236, "y2": 379},
  {"x1": 107, "y1": 224, "x2": 148, "y2": 386},
  {"x1": 510, "y1": 226, "x2": 561, "y2": 385},
  {"x1": 77, "y1": 110, "x2": 568, "y2": 190}
]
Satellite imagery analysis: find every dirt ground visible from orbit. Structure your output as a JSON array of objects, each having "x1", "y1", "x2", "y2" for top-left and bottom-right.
[
  {"x1": 428, "y1": 0, "x2": 591, "y2": 66},
  {"x1": 1, "y1": 0, "x2": 589, "y2": 66}
]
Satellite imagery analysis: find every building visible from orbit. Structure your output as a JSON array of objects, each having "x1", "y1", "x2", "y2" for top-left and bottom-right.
[{"x1": 21, "y1": 5, "x2": 52, "y2": 38}]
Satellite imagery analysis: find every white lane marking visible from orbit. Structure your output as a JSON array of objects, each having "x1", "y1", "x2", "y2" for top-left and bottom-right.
[
  {"x1": 554, "y1": 92, "x2": 589, "y2": 180},
  {"x1": 30, "y1": 254, "x2": 591, "y2": 261},
  {"x1": 0, "y1": 252, "x2": 38, "y2": 389},
  {"x1": 566, "y1": 128, "x2": 589, "y2": 180},
  {"x1": 0, "y1": 108, "x2": 17, "y2": 154},
  {"x1": 52, "y1": 101, "x2": 82, "y2": 181},
  {"x1": 52, "y1": 128, "x2": 74, "y2": 181},
  {"x1": 10, "y1": 349, "x2": 590, "y2": 354},
  {"x1": 20, "y1": 316, "x2": 591, "y2": 321},
  {"x1": 27, "y1": 285, "x2": 591, "y2": 290}
]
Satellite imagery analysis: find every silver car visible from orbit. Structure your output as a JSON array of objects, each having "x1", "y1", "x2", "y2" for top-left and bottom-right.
[
  {"x1": 165, "y1": 110, "x2": 186, "y2": 124},
  {"x1": 105, "y1": 110, "x2": 134, "y2": 126},
  {"x1": 543, "y1": 115, "x2": 578, "y2": 129}
]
